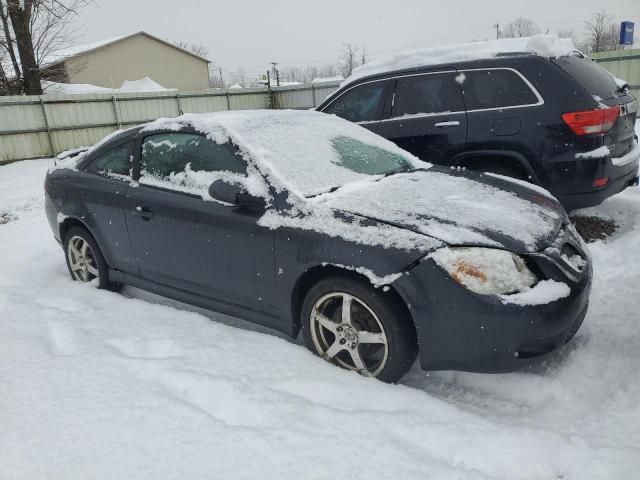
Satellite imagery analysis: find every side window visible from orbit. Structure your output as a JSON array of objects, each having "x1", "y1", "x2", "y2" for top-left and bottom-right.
[
  {"x1": 322, "y1": 81, "x2": 386, "y2": 123},
  {"x1": 89, "y1": 142, "x2": 132, "y2": 177},
  {"x1": 461, "y1": 69, "x2": 539, "y2": 110},
  {"x1": 392, "y1": 73, "x2": 464, "y2": 117},
  {"x1": 140, "y1": 132, "x2": 247, "y2": 180}
]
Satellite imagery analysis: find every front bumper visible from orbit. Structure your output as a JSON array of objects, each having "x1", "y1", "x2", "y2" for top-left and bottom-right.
[{"x1": 394, "y1": 232, "x2": 592, "y2": 373}]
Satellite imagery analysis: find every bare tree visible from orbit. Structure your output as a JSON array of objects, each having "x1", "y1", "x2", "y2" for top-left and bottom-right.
[
  {"x1": 339, "y1": 43, "x2": 359, "y2": 78},
  {"x1": 0, "y1": 0, "x2": 89, "y2": 95},
  {"x1": 360, "y1": 45, "x2": 368, "y2": 65},
  {"x1": 232, "y1": 66, "x2": 247, "y2": 88},
  {"x1": 171, "y1": 39, "x2": 209, "y2": 58},
  {"x1": 501, "y1": 18, "x2": 540, "y2": 38},
  {"x1": 582, "y1": 11, "x2": 620, "y2": 53}
]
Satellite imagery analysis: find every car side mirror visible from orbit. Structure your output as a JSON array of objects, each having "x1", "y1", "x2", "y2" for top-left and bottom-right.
[{"x1": 208, "y1": 179, "x2": 266, "y2": 211}]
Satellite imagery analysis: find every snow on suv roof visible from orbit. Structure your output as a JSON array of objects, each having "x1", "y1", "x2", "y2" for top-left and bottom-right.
[{"x1": 342, "y1": 34, "x2": 577, "y2": 87}]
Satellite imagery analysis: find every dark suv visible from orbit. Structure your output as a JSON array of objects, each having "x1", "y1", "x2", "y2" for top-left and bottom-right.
[{"x1": 317, "y1": 52, "x2": 639, "y2": 211}]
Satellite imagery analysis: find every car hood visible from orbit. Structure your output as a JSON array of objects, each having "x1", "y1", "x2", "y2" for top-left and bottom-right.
[{"x1": 314, "y1": 167, "x2": 566, "y2": 254}]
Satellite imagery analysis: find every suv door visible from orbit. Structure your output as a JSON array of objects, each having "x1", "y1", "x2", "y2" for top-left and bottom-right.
[
  {"x1": 124, "y1": 131, "x2": 278, "y2": 316},
  {"x1": 461, "y1": 68, "x2": 543, "y2": 173},
  {"x1": 376, "y1": 71, "x2": 467, "y2": 165},
  {"x1": 319, "y1": 79, "x2": 390, "y2": 133}
]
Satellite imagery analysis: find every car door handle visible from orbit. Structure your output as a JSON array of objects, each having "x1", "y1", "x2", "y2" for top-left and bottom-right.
[
  {"x1": 434, "y1": 121, "x2": 460, "y2": 128},
  {"x1": 132, "y1": 206, "x2": 154, "y2": 220}
]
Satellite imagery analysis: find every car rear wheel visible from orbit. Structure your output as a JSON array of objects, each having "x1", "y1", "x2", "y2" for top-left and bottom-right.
[
  {"x1": 301, "y1": 276, "x2": 417, "y2": 382},
  {"x1": 63, "y1": 226, "x2": 121, "y2": 291}
]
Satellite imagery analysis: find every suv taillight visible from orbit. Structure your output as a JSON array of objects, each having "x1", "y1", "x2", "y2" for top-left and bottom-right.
[{"x1": 562, "y1": 106, "x2": 619, "y2": 136}]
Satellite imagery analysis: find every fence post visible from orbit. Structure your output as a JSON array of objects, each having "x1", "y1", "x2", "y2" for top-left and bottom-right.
[
  {"x1": 111, "y1": 95, "x2": 121, "y2": 129},
  {"x1": 311, "y1": 85, "x2": 317, "y2": 107},
  {"x1": 175, "y1": 92, "x2": 183, "y2": 115},
  {"x1": 39, "y1": 98, "x2": 54, "y2": 156},
  {"x1": 225, "y1": 91, "x2": 231, "y2": 110}
]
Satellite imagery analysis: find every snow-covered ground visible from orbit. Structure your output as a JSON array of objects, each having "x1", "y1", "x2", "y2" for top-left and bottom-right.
[{"x1": 1, "y1": 146, "x2": 640, "y2": 479}]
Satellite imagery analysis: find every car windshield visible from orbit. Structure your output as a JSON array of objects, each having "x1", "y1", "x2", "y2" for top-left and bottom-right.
[{"x1": 330, "y1": 136, "x2": 413, "y2": 176}]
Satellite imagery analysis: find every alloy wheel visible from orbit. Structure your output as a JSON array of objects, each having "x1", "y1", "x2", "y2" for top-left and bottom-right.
[
  {"x1": 310, "y1": 292, "x2": 389, "y2": 377},
  {"x1": 67, "y1": 235, "x2": 99, "y2": 282}
]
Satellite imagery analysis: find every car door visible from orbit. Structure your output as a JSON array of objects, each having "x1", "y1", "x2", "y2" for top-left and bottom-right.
[
  {"x1": 376, "y1": 71, "x2": 467, "y2": 165},
  {"x1": 319, "y1": 79, "x2": 390, "y2": 133},
  {"x1": 124, "y1": 130, "x2": 278, "y2": 315},
  {"x1": 79, "y1": 140, "x2": 138, "y2": 274}
]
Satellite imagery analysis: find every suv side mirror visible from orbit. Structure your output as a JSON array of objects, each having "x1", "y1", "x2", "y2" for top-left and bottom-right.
[{"x1": 208, "y1": 179, "x2": 266, "y2": 211}]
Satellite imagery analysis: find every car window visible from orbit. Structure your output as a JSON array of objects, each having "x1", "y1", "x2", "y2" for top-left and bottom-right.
[
  {"x1": 461, "y1": 69, "x2": 539, "y2": 110},
  {"x1": 89, "y1": 142, "x2": 132, "y2": 177},
  {"x1": 553, "y1": 56, "x2": 621, "y2": 100},
  {"x1": 141, "y1": 132, "x2": 246, "y2": 178},
  {"x1": 322, "y1": 81, "x2": 386, "y2": 123},
  {"x1": 392, "y1": 73, "x2": 464, "y2": 117}
]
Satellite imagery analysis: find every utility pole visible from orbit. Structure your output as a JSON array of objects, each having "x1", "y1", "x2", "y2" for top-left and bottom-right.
[
  {"x1": 493, "y1": 20, "x2": 500, "y2": 39},
  {"x1": 270, "y1": 61, "x2": 280, "y2": 87},
  {"x1": 266, "y1": 70, "x2": 273, "y2": 108}
]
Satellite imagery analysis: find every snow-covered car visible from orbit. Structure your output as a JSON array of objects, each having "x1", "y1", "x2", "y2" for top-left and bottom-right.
[{"x1": 44, "y1": 110, "x2": 592, "y2": 382}]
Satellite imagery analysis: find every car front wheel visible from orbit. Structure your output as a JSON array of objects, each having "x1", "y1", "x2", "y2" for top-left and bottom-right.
[{"x1": 301, "y1": 276, "x2": 417, "y2": 382}]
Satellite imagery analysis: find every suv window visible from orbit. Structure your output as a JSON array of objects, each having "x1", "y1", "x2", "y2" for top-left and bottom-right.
[
  {"x1": 462, "y1": 69, "x2": 539, "y2": 110},
  {"x1": 553, "y1": 56, "x2": 620, "y2": 100},
  {"x1": 323, "y1": 81, "x2": 386, "y2": 123},
  {"x1": 392, "y1": 72, "x2": 464, "y2": 117},
  {"x1": 140, "y1": 132, "x2": 246, "y2": 180},
  {"x1": 89, "y1": 142, "x2": 132, "y2": 176}
]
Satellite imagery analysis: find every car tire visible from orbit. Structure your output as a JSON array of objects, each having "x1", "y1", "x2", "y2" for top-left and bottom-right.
[
  {"x1": 301, "y1": 275, "x2": 417, "y2": 383},
  {"x1": 63, "y1": 226, "x2": 122, "y2": 292}
]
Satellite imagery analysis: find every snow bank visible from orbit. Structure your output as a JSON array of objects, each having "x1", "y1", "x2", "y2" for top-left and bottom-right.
[
  {"x1": 118, "y1": 77, "x2": 173, "y2": 92},
  {"x1": 343, "y1": 34, "x2": 577, "y2": 87},
  {"x1": 41, "y1": 81, "x2": 113, "y2": 94}
]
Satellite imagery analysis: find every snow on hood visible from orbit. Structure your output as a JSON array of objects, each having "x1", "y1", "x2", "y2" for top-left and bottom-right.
[
  {"x1": 315, "y1": 169, "x2": 565, "y2": 252},
  {"x1": 342, "y1": 34, "x2": 577, "y2": 87}
]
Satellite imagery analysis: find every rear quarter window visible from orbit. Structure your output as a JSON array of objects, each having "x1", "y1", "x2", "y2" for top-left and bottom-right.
[
  {"x1": 553, "y1": 56, "x2": 620, "y2": 100},
  {"x1": 461, "y1": 69, "x2": 539, "y2": 110}
]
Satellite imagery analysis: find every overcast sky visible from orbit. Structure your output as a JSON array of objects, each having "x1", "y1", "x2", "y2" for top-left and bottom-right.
[{"x1": 76, "y1": 0, "x2": 638, "y2": 79}]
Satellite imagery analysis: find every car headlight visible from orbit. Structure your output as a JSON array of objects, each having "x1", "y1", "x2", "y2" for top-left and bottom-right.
[{"x1": 429, "y1": 247, "x2": 537, "y2": 295}]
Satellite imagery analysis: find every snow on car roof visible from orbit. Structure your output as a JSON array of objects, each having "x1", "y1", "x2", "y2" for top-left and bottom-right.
[
  {"x1": 342, "y1": 34, "x2": 577, "y2": 87},
  {"x1": 141, "y1": 109, "x2": 425, "y2": 197}
]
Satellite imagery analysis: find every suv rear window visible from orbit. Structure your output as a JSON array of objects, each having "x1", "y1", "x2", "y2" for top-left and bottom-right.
[
  {"x1": 553, "y1": 56, "x2": 620, "y2": 100},
  {"x1": 462, "y1": 69, "x2": 539, "y2": 110}
]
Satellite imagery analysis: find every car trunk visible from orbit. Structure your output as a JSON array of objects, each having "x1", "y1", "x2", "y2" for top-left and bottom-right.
[{"x1": 553, "y1": 55, "x2": 638, "y2": 159}]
